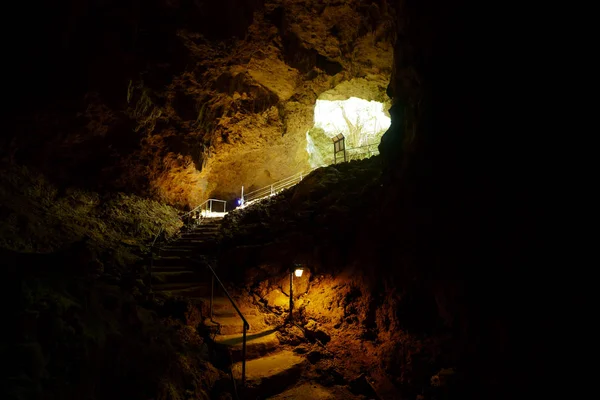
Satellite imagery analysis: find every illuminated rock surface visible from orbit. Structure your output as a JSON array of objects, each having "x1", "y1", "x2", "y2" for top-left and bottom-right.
[
  {"x1": 232, "y1": 350, "x2": 305, "y2": 397},
  {"x1": 5, "y1": 0, "x2": 393, "y2": 208},
  {"x1": 2, "y1": 0, "x2": 557, "y2": 399},
  {"x1": 267, "y1": 382, "x2": 360, "y2": 400}
]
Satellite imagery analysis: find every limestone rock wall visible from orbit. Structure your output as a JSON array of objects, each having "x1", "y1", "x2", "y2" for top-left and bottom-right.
[
  {"x1": 217, "y1": 1, "x2": 553, "y2": 398},
  {"x1": 4, "y1": 0, "x2": 393, "y2": 208}
]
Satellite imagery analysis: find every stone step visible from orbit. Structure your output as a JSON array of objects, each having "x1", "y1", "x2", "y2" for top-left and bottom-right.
[
  {"x1": 154, "y1": 248, "x2": 196, "y2": 253},
  {"x1": 178, "y1": 235, "x2": 219, "y2": 241},
  {"x1": 181, "y1": 233, "x2": 219, "y2": 239},
  {"x1": 173, "y1": 239, "x2": 208, "y2": 244},
  {"x1": 151, "y1": 270, "x2": 198, "y2": 284},
  {"x1": 187, "y1": 221, "x2": 222, "y2": 232},
  {"x1": 204, "y1": 314, "x2": 268, "y2": 335},
  {"x1": 190, "y1": 297, "x2": 259, "y2": 323},
  {"x1": 159, "y1": 248, "x2": 195, "y2": 256},
  {"x1": 151, "y1": 265, "x2": 192, "y2": 272},
  {"x1": 182, "y1": 228, "x2": 220, "y2": 233},
  {"x1": 215, "y1": 329, "x2": 280, "y2": 361},
  {"x1": 193, "y1": 219, "x2": 223, "y2": 224},
  {"x1": 170, "y1": 240, "x2": 215, "y2": 248},
  {"x1": 204, "y1": 317, "x2": 247, "y2": 335},
  {"x1": 191, "y1": 296, "x2": 234, "y2": 311},
  {"x1": 213, "y1": 305, "x2": 259, "y2": 317},
  {"x1": 182, "y1": 229, "x2": 219, "y2": 235},
  {"x1": 266, "y1": 382, "x2": 360, "y2": 400},
  {"x1": 232, "y1": 350, "x2": 305, "y2": 398},
  {"x1": 189, "y1": 227, "x2": 221, "y2": 232},
  {"x1": 160, "y1": 243, "x2": 202, "y2": 252},
  {"x1": 199, "y1": 220, "x2": 223, "y2": 224},
  {"x1": 153, "y1": 283, "x2": 211, "y2": 297},
  {"x1": 151, "y1": 256, "x2": 195, "y2": 267},
  {"x1": 176, "y1": 238, "x2": 218, "y2": 244},
  {"x1": 167, "y1": 239, "x2": 206, "y2": 244},
  {"x1": 153, "y1": 282, "x2": 208, "y2": 290},
  {"x1": 194, "y1": 225, "x2": 221, "y2": 230}
]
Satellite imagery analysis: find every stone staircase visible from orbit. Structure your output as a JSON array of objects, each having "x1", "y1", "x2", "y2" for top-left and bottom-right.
[
  {"x1": 151, "y1": 218, "x2": 222, "y2": 296},
  {"x1": 150, "y1": 217, "x2": 361, "y2": 399},
  {"x1": 204, "y1": 296, "x2": 307, "y2": 399}
]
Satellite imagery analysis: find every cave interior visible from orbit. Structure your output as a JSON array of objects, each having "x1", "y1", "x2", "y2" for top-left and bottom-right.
[{"x1": 1, "y1": 1, "x2": 572, "y2": 400}]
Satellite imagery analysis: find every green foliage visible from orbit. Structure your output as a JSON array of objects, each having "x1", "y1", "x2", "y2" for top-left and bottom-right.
[
  {"x1": 103, "y1": 193, "x2": 181, "y2": 240},
  {"x1": 3, "y1": 273, "x2": 222, "y2": 400},
  {"x1": 22, "y1": 280, "x2": 82, "y2": 313},
  {"x1": 0, "y1": 163, "x2": 181, "y2": 257}
]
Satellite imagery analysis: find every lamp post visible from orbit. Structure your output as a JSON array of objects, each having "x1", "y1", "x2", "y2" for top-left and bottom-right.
[{"x1": 289, "y1": 264, "x2": 304, "y2": 323}]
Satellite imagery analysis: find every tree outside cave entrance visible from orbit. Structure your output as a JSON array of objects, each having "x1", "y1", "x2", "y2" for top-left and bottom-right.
[{"x1": 306, "y1": 97, "x2": 391, "y2": 168}]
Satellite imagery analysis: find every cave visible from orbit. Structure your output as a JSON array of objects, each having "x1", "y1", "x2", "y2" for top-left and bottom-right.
[
  {"x1": 307, "y1": 90, "x2": 391, "y2": 167},
  {"x1": 2, "y1": 1, "x2": 570, "y2": 400}
]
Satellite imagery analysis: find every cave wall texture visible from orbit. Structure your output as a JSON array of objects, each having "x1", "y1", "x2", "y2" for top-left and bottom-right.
[
  {"x1": 4, "y1": 0, "x2": 394, "y2": 208},
  {"x1": 1, "y1": 0, "x2": 573, "y2": 398},
  {"x1": 213, "y1": 0, "x2": 565, "y2": 398},
  {"x1": 377, "y1": 0, "x2": 568, "y2": 398}
]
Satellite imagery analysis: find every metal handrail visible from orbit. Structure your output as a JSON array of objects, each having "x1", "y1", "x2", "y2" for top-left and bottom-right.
[
  {"x1": 245, "y1": 179, "x2": 300, "y2": 202},
  {"x1": 188, "y1": 198, "x2": 227, "y2": 216},
  {"x1": 337, "y1": 143, "x2": 380, "y2": 164},
  {"x1": 346, "y1": 142, "x2": 379, "y2": 150},
  {"x1": 244, "y1": 172, "x2": 303, "y2": 197},
  {"x1": 194, "y1": 258, "x2": 250, "y2": 390},
  {"x1": 151, "y1": 198, "x2": 227, "y2": 246},
  {"x1": 242, "y1": 168, "x2": 319, "y2": 205},
  {"x1": 149, "y1": 198, "x2": 228, "y2": 286}
]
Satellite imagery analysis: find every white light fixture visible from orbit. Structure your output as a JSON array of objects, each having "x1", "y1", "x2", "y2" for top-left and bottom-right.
[{"x1": 294, "y1": 268, "x2": 303, "y2": 277}]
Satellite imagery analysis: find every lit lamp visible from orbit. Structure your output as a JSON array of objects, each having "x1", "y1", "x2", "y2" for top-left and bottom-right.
[{"x1": 289, "y1": 264, "x2": 305, "y2": 322}]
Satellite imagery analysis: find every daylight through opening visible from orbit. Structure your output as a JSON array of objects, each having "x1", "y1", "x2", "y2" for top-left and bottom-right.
[{"x1": 306, "y1": 97, "x2": 391, "y2": 168}]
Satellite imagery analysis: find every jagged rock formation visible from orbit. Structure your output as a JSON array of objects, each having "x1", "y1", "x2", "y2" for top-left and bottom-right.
[
  {"x1": 213, "y1": 0, "x2": 559, "y2": 398},
  {"x1": 1, "y1": 1, "x2": 564, "y2": 399},
  {"x1": 5, "y1": 0, "x2": 394, "y2": 208}
]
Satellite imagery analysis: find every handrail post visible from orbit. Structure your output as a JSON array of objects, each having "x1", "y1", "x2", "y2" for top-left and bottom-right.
[
  {"x1": 199, "y1": 259, "x2": 250, "y2": 392},
  {"x1": 210, "y1": 274, "x2": 214, "y2": 320},
  {"x1": 209, "y1": 200, "x2": 212, "y2": 214},
  {"x1": 242, "y1": 323, "x2": 247, "y2": 389},
  {"x1": 289, "y1": 268, "x2": 293, "y2": 322}
]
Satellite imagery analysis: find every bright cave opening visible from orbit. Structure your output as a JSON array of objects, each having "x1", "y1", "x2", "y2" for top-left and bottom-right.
[{"x1": 306, "y1": 97, "x2": 391, "y2": 168}]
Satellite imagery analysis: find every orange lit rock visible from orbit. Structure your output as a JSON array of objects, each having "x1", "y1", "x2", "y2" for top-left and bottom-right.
[
  {"x1": 279, "y1": 271, "x2": 310, "y2": 297},
  {"x1": 265, "y1": 288, "x2": 289, "y2": 312}
]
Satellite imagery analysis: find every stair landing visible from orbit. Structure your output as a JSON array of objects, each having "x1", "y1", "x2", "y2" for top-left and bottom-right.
[
  {"x1": 266, "y1": 382, "x2": 361, "y2": 400},
  {"x1": 233, "y1": 350, "x2": 305, "y2": 397}
]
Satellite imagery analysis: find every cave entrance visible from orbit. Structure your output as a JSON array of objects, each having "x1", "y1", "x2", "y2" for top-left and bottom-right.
[{"x1": 306, "y1": 96, "x2": 391, "y2": 168}]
